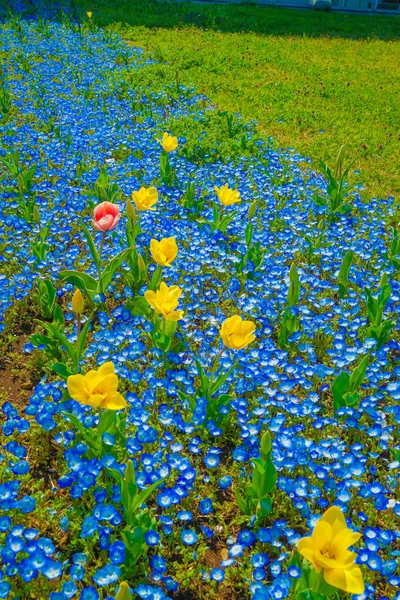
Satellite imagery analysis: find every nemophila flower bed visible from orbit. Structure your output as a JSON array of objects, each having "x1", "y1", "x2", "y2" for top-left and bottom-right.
[{"x1": 0, "y1": 9, "x2": 399, "y2": 600}]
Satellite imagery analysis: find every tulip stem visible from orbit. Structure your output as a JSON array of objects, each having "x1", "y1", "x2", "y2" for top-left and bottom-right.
[
  {"x1": 209, "y1": 347, "x2": 225, "y2": 392},
  {"x1": 98, "y1": 231, "x2": 106, "y2": 294},
  {"x1": 75, "y1": 314, "x2": 81, "y2": 372},
  {"x1": 312, "y1": 571, "x2": 325, "y2": 594}
]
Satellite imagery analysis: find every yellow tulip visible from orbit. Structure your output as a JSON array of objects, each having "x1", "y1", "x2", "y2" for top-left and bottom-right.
[
  {"x1": 72, "y1": 288, "x2": 84, "y2": 315},
  {"x1": 116, "y1": 582, "x2": 132, "y2": 600},
  {"x1": 126, "y1": 197, "x2": 136, "y2": 219},
  {"x1": 131, "y1": 187, "x2": 158, "y2": 211},
  {"x1": 220, "y1": 315, "x2": 256, "y2": 350},
  {"x1": 150, "y1": 237, "x2": 178, "y2": 267},
  {"x1": 86, "y1": 11, "x2": 92, "y2": 18},
  {"x1": 159, "y1": 132, "x2": 178, "y2": 153},
  {"x1": 214, "y1": 184, "x2": 241, "y2": 207},
  {"x1": 297, "y1": 506, "x2": 364, "y2": 595},
  {"x1": 67, "y1": 362, "x2": 127, "y2": 410},
  {"x1": 144, "y1": 282, "x2": 183, "y2": 322}
]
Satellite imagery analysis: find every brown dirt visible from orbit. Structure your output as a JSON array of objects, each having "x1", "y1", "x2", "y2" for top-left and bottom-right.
[{"x1": 0, "y1": 335, "x2": 34, "y2": 411}]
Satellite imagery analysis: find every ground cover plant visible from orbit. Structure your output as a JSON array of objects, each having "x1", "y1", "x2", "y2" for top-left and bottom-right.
[
  {"x1": 71, "y1": 0, "x2": 400, "y2": 204},
  {"x1": 0, "y1": 2, "x2": 399, "y2": 600}
]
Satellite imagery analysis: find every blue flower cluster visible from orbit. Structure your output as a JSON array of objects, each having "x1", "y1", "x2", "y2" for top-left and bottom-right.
[{"x1": 0, "y1": 3, "x2": 399, "y2": 600}]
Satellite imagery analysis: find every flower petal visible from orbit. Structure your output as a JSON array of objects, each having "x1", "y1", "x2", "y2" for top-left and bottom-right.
[
  {"x1": 67, "y1": 374, "x2": 89, "y2": 403},
  {"x1": 101, "y1": 392, "x2": 127, "y2": 410},
  {"x1": 324, "y1": 566, "x2": 364, "y2": 595}
]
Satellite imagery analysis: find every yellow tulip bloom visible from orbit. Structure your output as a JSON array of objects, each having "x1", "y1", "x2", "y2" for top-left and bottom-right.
[
  {"x1": 72, "y1": 288, "x2": 84, "y2": 315},
  {"x1": 67, "y1": 362, "x2": 127, "y2": 410},
  {"x1": 214, "y1": 184, "x2": 241, "y2": 207},
  {"x1": 131, "y1": 187, "x2": 158, "y2": 211},
  {"x1": 144, "y1": 282, "x2": 183, "y2": 322},
  {"x1": 220, "y1": 315, "x2": 256, "y2": 350},
  {"x1": 297, "y1": 506, "x2": 364, "y2": 595},
  {"x1": 86, "y1": 11, "x2": 92, "y2": 18},
  {"x1": 150, "y1": 237, "x2": 178, "y2": 267},
  {"x1": 159, "y1": 132, "x2": 178, "y2": 153}
]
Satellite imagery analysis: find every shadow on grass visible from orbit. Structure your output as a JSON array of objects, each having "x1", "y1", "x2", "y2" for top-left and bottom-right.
[{"x1": 1, "y1": 0, "x2": 400, "y2": 40}]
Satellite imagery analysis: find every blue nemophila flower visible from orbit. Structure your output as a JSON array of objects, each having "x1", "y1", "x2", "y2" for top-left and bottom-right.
[
  {"x1": 181, "y1": 530, "x2": 198, "y2": 545},
  {"x1": 79, "y1": 588, "x2": 99, "y2": 600},
  {"x1": 199, "y1": 498, "x2": 213, "y2": 514},
  {"x1": 210, "y1": 568, "x2": 225, "y2": 582},
  {"x1": 93, "y1": 563, "x2": 120, "y2": 586},
  {"x1": 145, "y1": 530, "x2": 160, "y2": 546},
  {"x1": 218, "y1": 475, "x2": 232, "y2": 489}
]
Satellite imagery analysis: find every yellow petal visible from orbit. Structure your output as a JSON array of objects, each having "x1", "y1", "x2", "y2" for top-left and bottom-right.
[
  {"x1": 97, "y1": 362, "x2": 115, "y2": 378},
  {"x1": 101, "y1": 392, "x2": 127, "y2": 410},
  {"x1": 331, "y1": 528, "x2": 362, "y2": 556},
  {"x1": 86, "y1": 393, "x2": 106, "y2": 409},
  {"x1": 165, "y1": 310, "x2": 184, "y2": 322},
  {"x1": 298, "y1": 537, "x2": 321, "y2": 571},
  {"x1": 324, "y1": 566, "x2": 365, "y2": 595},
  {"x1": 311, "y1": 520, "x2": 333, "y2": 553},
  {"x1": 67, "y1": 374, "x2": 90, "y2": 403},
  {"x1": 320, "y1": 506, "x2": 347, "y2": 531},
  {"x1": 95, "y1": 373, "x2": 119, "y2": 396}
]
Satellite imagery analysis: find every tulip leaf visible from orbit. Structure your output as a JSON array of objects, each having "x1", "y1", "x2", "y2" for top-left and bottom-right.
[
  {"x1": 331, "y1": 370, "x2": 350, "y2": 413},
  {"x1": 210, "y1": 360, "x2": 239, "y2": 397},
  {"x1": 131, "y1": 477, "x2": 165, "y2": 513},
  {"x1": 80, "y1": 221, "x2": 100, "y2": 268},
  {"x1": 259, "y1": 496, "x2": 273, "y2": 516},
  {"x1": 194, "y1": 359, "x2": 209, "y2": 395},
  {"x1": 52, "y1": 361, "x2": 74, "y2": 378},
  {"x1": 76, "y1": 316, "x2": 92, "y2": 363},
  {"x1": 126, "y1": 296, "x2": 151, "y2": 317},
  {"x1": 101, "y1": 247, "x2": 135, "y2": 291},
  {"x1": 58, "y1": 271, "x2": 98, "y2": 301},
  {"x1": 36, "y1": 320, "x2": 76, "y2": 362},
  {"x1": 349, "y1": 355, "x2": 368, "y2": 392},
  {"x1": 234, "y1": 487, "x2": 249, "y2": 515}
]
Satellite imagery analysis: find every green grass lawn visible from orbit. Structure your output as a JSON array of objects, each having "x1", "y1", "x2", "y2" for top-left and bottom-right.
[{"x1": 74, "y1": 0, "x2": 400, "y2": 203}]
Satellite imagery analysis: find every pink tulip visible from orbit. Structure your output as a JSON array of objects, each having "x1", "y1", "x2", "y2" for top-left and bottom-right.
[{"x1": 93, "y1": 201, "x2": 120, "y2": 231}]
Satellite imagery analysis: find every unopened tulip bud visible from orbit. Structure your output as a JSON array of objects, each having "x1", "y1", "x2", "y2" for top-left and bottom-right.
[
  {"x1": 72, "y1": 288, "x2": 84, "y2": 315},
  {"x1": 248, "y1": 200, "x2": 257, "y2": 219},
  {"x1": 138, "y1": 254, "x2": 147, "y2": 272},
  {"x1": 260, "y1": 430, "x2": 272, "y2": 455},
  {"x1": 33, "y1": 206, "x2": 41, "y2": 223},
  {"x1": 335, "y1": 144, "x2": 346, "y2": 174},
  {"x1": 126, "y1": 198, "x2": 136, "y2": 219},
  {"x1": 116, "y1": 582, "x2": 133, "y2": 600},
  {"x1": 379, "y1": 272, "x2": 389, "y2": 289}
]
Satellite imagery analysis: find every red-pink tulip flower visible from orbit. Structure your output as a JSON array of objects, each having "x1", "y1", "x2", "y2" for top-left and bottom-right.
[{"x1": 93, "y1": 201, "x2": 121, "y2": 231}]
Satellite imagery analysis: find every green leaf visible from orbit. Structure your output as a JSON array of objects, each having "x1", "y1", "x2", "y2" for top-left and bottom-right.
[
  {"x1": 210, "y1": 360, "x2": 239, "y2": 397},
  {"x1": 126, "y1": 296, "x2": 151, "y2": 317},
  {"x1": 331, "y1": 371, "x2": 350, "y2": 413},
  {"x1": 76, "y1": 316, "x2": 92, "y2": 362},
  {"x1": 334, "y1": 203, "x2": 352, "y2": 215},
  {"x1": 58, "y1": 270, "x2": 98, "y2": 301},
  {"x1": 234, "y1": 487, "x2": 249, "y2": 515},
  {"x1": 102, "y1": 247, "x2": 135, "y2": 291},
  {"x1": 287, "y1": 263, "x2": 300, "y2": 307},
  {"x1": 37, "y1": 320, "x2": 76, "y2": 362},
  {"x1": 259, "y1": 496, "x2": 273, "y2": 516},
  {"x1": 80, "y1": 221, "x2": 100, "y2": 268},
  {"x1": 194, "y1": 359, "x2": 209, "y2": 394},
  {"x1": 52, "y1": 362, "x2": 74, "y2": 378},
  {"x1": 349, "y1": 355, "x2": 368, "y2": 393},
  {"x1": 337, "y1": 250, "x2": 353, "y2": 299},
  {"x1": 312, "y1": 193, "x2": 328, "y2": 207},
  {"x1": 131, "y1": 478, "x2": 165, "y2": 513}
]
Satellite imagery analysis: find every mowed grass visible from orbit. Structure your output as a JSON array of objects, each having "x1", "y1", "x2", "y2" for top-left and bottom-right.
[{"x1": 74, "y1": 0, "x2": 400, "y2": 203}]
